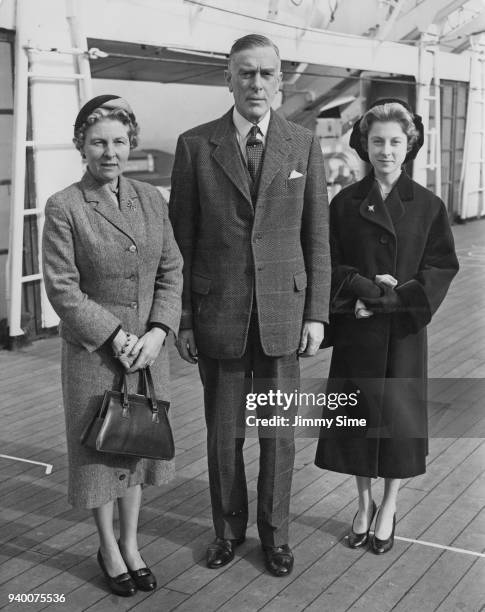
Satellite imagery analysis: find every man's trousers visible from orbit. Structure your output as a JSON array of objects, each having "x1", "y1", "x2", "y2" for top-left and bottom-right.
[{"x1": 198, "y1": 316, "x2": 300, "y2": 547}]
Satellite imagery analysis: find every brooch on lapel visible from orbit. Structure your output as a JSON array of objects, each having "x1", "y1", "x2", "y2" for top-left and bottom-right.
[
  {"x1": 367, "y1": 204, "x2": 375, "y2": 213},
  {"x1": 126, "y1": 199, "x2": 137, "y2": 211}
]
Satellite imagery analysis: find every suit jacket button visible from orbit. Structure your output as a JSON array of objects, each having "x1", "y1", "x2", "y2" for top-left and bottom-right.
[
  {"x1": 119, "y1": 474, "x2": 126, "y2": 481},
  {"x1": 130, "y1": 301, "x2": 138, "y2": 309},
  {"x1": 379, "y1": 235, "x2": 389, "y2": 244},
  {"x1": 128, "y1": 245, "x2": 137, "y2": 252},
  {"x1": 254, "y1": 232, "x2": 263, "y2": 241}
]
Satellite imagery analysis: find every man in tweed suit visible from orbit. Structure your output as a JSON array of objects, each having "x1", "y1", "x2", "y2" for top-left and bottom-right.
[{"x1": 169, "y1": 34, "x2": 330, "y2": 576}]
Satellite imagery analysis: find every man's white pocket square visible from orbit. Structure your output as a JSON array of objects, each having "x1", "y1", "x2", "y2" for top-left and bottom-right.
[{"x1": 288, "y1": 170, "x2": 304, "y2": 179}]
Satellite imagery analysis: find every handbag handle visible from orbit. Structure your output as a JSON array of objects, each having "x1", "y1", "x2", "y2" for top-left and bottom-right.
[
  {"x1": 142, "y1": 367, "x2": 159, "y2": 417},
  {"x1": 120, "y1": 372, "x2": 129, "y2": 415},
  {"x1": 119, "y1": 367, "x2": 159, "y2": 422}
]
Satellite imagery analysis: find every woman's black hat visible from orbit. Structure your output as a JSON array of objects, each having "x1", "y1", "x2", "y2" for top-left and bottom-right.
[{"x1": 74, "y1": 95, "x2": 136, "y2": 133}]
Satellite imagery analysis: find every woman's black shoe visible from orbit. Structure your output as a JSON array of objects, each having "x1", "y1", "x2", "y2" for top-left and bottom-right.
[
  {"x1": 348, "y1": 500, "x2": 377, "y2": 549},
  {"x1": 97, "y1": 549, "x2": 137, "y2": 597},
  {"x1": 128, "y1": 567, "x2": 157, "y2": 591},
  {"x1": 117, "y1": 540, "x2": 157, "y2": 591},
  {"x1": 371, "y1": 512, "x2": 396, "y2": 554}
]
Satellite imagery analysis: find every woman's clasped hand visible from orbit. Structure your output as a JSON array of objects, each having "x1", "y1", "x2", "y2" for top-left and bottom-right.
[{"x1": 112, "y1": 327, "x2": 167, "y2": 371}]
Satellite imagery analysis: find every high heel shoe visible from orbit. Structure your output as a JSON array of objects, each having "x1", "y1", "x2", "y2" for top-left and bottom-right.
[
  {"x1": 371, "y1": 511, "x2": 396, "y2": 554},
  {"x1": 118, "y1": 540, "x2": 157, "y2": 592},
  {"x1": 348, "y1": 500, "x2": 377, "y2": 549},
  {"x1": 127, "y1": 566, "x2": 157, "y2": 592},
  {"x1": 97, "y1": 549, "x2": 137, "y2": 597}
]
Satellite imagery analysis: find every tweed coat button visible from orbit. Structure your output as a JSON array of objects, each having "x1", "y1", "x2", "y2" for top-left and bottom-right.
[
  {"x1": 257, "y1": 265, "x2": 264, "y2": 271},
  {"x1": 379, "y1": 235, "x2": 389, "y2": 244},
  {"x1": 254, "y1": 232, "x2": 263, "y2": 241},
  {"x1": 128, "y1": 245, "x2": 137, "y2": 252}
]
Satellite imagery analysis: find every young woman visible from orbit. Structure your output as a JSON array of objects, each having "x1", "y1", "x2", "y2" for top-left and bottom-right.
[{"x1": 315, "y1": 99, "x2": 459, "y2": 553}]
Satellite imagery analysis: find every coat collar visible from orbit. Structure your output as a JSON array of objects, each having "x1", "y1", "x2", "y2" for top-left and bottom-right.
[
  {"x1": 353, "y1": 169, "x2": 414, "y2": 201},
  {"x1": 80, "y1": 171, "x2": 139, "y2": 243},
  {"x1": 355, "y1": 170, "x2": 412, "y2": 235},
  {"x1": 210, "y1": 107, "x2": 292, "y2": 205}
]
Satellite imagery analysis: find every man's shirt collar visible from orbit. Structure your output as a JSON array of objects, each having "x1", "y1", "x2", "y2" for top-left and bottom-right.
[{"x1": 232, "y1": 107, "x2": 270, "y2": 139}]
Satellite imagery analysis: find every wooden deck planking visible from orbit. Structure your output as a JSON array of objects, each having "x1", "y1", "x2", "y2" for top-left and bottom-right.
[
  {"x1": 0, "y1": 221, "x2": 484, "y2": 611},
  {"x1": 3, "y1": 442, "x2": 318, "y2": 611},
  {"x1": 435, "y1": 556, "x2": 485, "y2": 612}
]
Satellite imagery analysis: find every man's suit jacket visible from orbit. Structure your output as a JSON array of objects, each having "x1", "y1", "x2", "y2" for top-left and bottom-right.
[{"x1": 169, "y1": 108, "x2": 330, "y2": 359}]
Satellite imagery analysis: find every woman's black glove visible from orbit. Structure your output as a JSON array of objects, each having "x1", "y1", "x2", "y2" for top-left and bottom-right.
[
  {"x1": 360, "y1": 283, "x2": 401, "y2": 313},
  {"x1": 348, "y1": 274, "x2": 381, "y2": 298}
]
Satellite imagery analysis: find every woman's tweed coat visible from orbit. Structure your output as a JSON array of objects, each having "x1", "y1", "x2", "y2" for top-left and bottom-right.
[
  {"x1": 314, "y1": 171, "x2": 459, "y2": 478},
  {"x1": 42, "y1": 171, "x2": 183, "y2": 508}
]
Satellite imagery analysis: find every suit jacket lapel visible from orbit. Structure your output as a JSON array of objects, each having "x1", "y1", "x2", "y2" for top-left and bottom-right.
[
  {"x1": 81, "y1": 171, "x2": 136, "y2": 243},
  {"x1": 118, "y1": 175, "x2": 143, "y2": 241},
  {"x1": 257, "y1": 110, "x2": 291, "y2": 198},
  {"x1": 211, "y1": 109, "x2": 252, "y2": 205}
]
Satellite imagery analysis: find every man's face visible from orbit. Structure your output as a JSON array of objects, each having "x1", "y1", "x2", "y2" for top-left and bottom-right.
[{"x1": 225, "y1": 45, "x2": 282, "y2": 123}]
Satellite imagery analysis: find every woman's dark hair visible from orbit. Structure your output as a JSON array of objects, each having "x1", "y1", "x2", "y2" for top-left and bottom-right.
[{"x1": 73, "y1": 107, "x2": 139, "y2": 152}]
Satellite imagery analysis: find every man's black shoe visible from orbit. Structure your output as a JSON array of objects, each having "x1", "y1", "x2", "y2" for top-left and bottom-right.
[
  {"x1": 206, "y1": 537, "x2": 245, "y2": 569},
  {"x1": 262, "y1": 544, "x2": 294, "y2": 577}
]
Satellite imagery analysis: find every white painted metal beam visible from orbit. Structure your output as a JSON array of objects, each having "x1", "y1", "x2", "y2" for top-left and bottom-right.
[
  {"x1": 375, "y1": 0, "x2": 407, "y2": 41},
  {"x1": 7, "y1": 0, "x2": 29, "y2": 337},
  {"x1": 79, "y1": 0, "x2": 471, "y2": 82},
  {"x1": 391, "y1": 0, "x2": 467, "y2": 40}
]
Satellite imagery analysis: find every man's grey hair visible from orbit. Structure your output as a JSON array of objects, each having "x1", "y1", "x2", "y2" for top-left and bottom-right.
[{"x1": 228, "y1": 34, "x2": 280, "y2": 66}]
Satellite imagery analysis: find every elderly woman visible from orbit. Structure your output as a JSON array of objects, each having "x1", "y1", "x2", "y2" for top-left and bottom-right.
[
  {"x1": 315, "y1": 99, "x2": 458, "y2": 554},
  {"x1": 42, "y1": 95, "x2": 183, "y2": 595}
]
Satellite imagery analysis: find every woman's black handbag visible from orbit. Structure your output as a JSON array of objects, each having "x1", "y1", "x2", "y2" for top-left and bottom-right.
[{"x1": 81, "y1": 367, "x2": 174, "y2": 460}]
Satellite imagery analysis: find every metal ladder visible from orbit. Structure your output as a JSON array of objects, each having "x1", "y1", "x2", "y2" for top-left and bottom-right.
[
  {"x1": 414, "y1": 26, "x2": 441, "y2": 197},
  {"x1": 7, "y1": 0, "x2": 92, "y2": 344},
  {"x1": 459, "y1": 35, "x2": 485, "y2": 221}
]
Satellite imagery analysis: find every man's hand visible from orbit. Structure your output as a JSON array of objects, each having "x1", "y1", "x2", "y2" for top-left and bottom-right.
[
  {"x1": 298, "y1": 320, "x2": 324, "y2": 357},
  {"x1": 128, "y1": 327, "x2": 167, "y2": 372},
  {"x1": 175, "y1": 329, "x2": 198, "y2": 364}
]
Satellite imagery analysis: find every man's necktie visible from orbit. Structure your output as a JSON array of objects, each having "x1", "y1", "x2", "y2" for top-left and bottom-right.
[{"x1": 246, "y1": 125, "x2": 263, "y2": 182}]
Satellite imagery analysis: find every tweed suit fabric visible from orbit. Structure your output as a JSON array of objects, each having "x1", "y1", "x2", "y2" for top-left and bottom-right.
[
  {"x1": 169, "y1": 108, "x2": 331, "y2": 359},
  {"x1": 198, "y1": 316, "x2": 299, "y2": 546},
  {"x1": 42, "y1": 172, "x2": 183, "y2": 508},
  {"x1": 169, "y1": 108, "x2": 330, "y2": 545}
]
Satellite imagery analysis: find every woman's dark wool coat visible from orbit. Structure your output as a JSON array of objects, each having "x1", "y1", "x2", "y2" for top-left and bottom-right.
[{"x1": 315, "y1": 171, "x2": 459, "y2": 478}]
